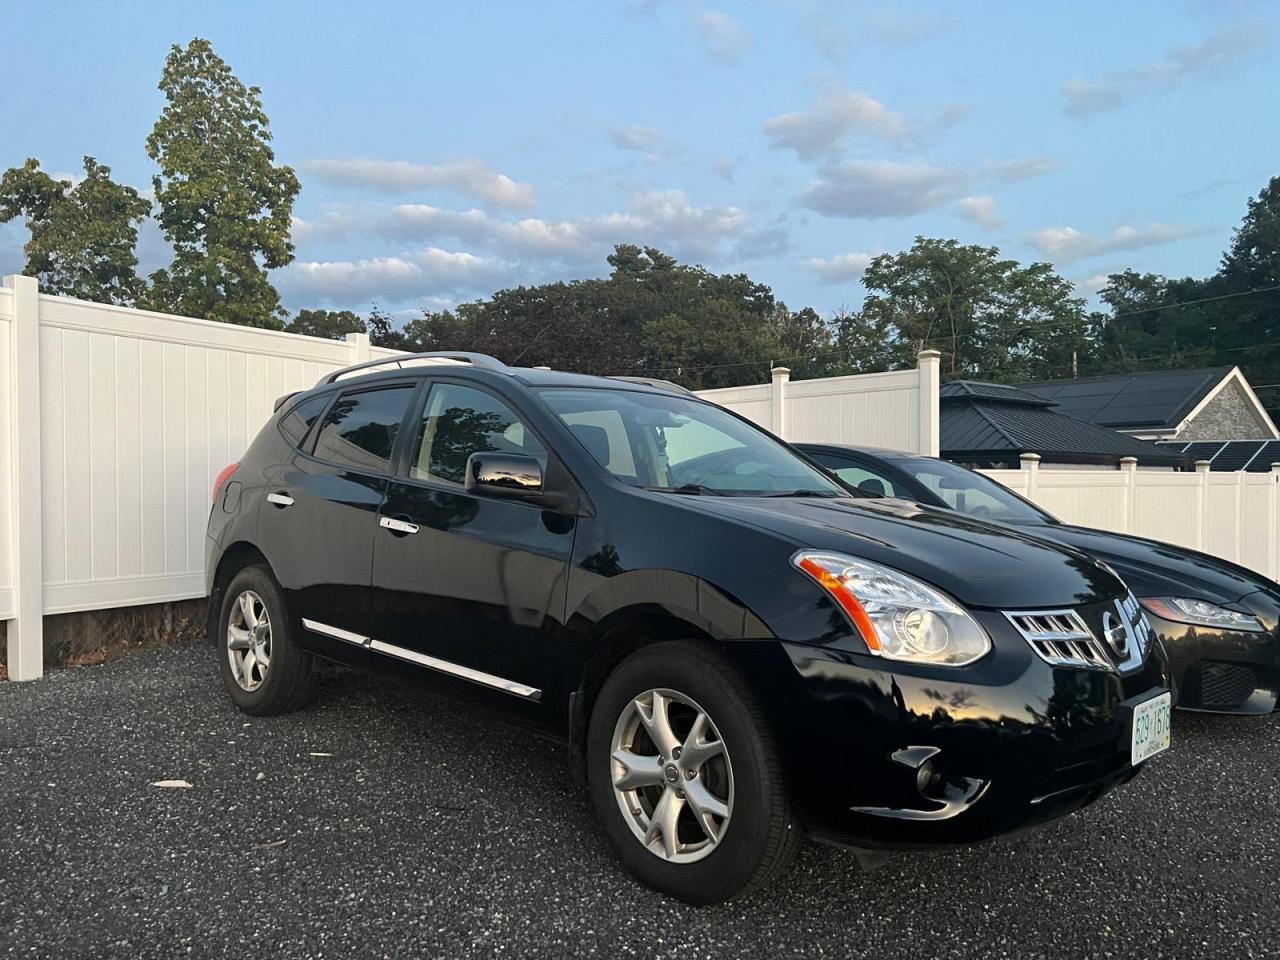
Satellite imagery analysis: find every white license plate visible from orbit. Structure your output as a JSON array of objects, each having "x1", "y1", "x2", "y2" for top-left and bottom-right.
[{"x1": 1131, "y1": 692, "x2": 1172, "y2": 765}]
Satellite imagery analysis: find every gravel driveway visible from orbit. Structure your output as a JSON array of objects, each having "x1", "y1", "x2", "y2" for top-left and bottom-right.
[{"x1": 2, "y1": 642, "x2": 1278, "y2": 959}]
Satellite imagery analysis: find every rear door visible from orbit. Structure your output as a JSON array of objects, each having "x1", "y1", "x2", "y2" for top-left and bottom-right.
[
  {"x1": 369, "y1": 378, "x2": 576, "y2": 723},
  {"x1": 260, "y1": 380, "x2": 420, "y2": 666}
]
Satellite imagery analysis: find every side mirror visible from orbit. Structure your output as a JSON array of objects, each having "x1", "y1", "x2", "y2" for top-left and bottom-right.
[{"x1": 465, "y1": 452, "x2": 544, "y2": 499}]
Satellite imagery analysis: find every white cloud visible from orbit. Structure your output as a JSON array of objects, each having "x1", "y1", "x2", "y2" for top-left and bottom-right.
[
  {"x1": 293, "y1": 190, "x2": 754, "y2": 268},
  {"x1": 1061, "y1": 25, "x2": 1267, "y2": 116},
  {"x1": 695, "y1": 11, "x2": 751, "y2": 63},
  {"x1": 300, "y1": 158, "x2": 535, "y2": 209},
  {"x1": 801, "y1": 156, "x2": 1058, "y2": 219},
  {"x1": 1027, "y1": 223, "x2": 1195, "y2": 264},
  {"x1": 804, "y1": 251, "x2": 875, "y2": 284},
  {"x1": 609, "y1": 124, "x2": 670, "y2": 158},
  {"x1": 955, "y1": 195, "x2": 1004, "y2": 229},
  {"x1": 278, "y1": 247, "x2": 509, "y2": 304},
  {"x1": 1075, "y1": 273, "x2": 1114, "y2": 296},
  {"x1": 801, "y1": 160, "x2": 970, "y2": 218},
  {"x1": 764, "y1": 86, "x2": 909, "y2": 159}
]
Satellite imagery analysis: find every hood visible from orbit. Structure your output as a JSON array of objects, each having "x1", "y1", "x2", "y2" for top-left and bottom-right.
[
  {"x1": 677, "y1": 495, "x2": 1122, "y2": 609},
  {"x1": 1032, "y1": 522, "x2": 1278, "y2": 606}
]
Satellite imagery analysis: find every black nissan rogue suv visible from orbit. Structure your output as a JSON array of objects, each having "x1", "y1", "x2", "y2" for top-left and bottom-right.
[{"x1": 205, "y1": 352, "x2": 1171, "y2": 904}]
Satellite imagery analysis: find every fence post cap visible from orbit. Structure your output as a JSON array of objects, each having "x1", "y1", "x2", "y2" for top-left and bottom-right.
[
  {"x1": 1019, "y1": 452, "x2": 1041, "y2": 463},
  {"x1": 916, "y1": 349, "x2": 942, "y2": 361},
  {"x1": 1195, "y1": 459, "x2": 1212, "y2": 472},
  {"x1": 1119, "y1": 456, "x2": 1139, "y2": 470},
  {"x1": 1271, "y1": 462, "x2": 1280, "y2": 474},
  {"x1": 770, "y1": 365, "x2": 791, "y2": 380}
]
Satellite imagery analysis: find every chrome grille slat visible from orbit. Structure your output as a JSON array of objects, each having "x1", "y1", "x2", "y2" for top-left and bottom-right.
[
  {"x1": 1006, "y1": 591, "x2": 1154, "y2": 673},
  {"x1": 1005, "y1": 608, "x2": 1110, "y2": 670}
]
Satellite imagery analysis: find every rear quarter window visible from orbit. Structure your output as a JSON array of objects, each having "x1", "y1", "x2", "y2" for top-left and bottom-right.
[{"x1": 279, "y1": 394, "x2": 331, "y2": 448}]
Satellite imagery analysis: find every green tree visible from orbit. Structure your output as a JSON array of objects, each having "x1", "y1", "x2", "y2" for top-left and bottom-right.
[
  {"x1": 0, "y1": 156, "x2": 150, "y2": 304},
  {"x1": 144, "y1": 38, "x2": 299, "y2": 328},
  {"x1": 285, "y1": 308, "x2": 366, "y2": 340},
  {"x1": 859, "y1": 237, "x2": 1089, "y2": 381}
]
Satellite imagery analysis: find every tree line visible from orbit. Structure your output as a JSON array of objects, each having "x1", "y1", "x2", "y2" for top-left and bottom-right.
[{"x1": 2, "y1": 38, "x2": 1278, "y2": 409}]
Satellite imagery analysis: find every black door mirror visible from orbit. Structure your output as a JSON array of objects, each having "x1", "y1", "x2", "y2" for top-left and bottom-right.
[{"x1": 465, "y1": 452, "x2": 544, "y2": 499}]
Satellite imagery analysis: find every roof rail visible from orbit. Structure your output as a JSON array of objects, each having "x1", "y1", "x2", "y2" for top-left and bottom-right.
[
  {"x1": 609, "y1": 375, "x2": 693, "y2": 395},
  {"x1": 317, "y1": 352, "x2": 509, "y2": 386}
]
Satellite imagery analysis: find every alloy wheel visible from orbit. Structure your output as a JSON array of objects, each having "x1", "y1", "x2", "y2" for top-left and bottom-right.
[
  {"x1": 609, "y1": 687, "x2": 734, "y2": 863},
  {"x1": 226, "y1": 590, "x2": 272, "y2": 692}
]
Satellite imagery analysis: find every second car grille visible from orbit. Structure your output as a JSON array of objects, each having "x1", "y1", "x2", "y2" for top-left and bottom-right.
[{"x1": 1005, "y1": 593, "x2": 1154, "y2": 673}]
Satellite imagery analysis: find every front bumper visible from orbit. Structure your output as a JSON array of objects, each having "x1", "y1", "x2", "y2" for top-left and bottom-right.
[
  {"x1": 735, "y1": 611, "x2": 1170, "y2": 851},
  {"x1": 1152, "y1": 612, "x2": 1280, "y2": 714}
]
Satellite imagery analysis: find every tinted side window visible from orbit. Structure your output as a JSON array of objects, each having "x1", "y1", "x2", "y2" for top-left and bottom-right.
[
  {"x1": 279, "y1": 394, "x2": 330, "y2": 448},
  {"x1": 413, "y1": 382, "x2": 546, "y2": 485},
  {"x1": 311, "y1": 386, "x2": 415, "y2": 472},
  {"x1": 811, "y1": 455, "x2": 897, "y2": 497}
]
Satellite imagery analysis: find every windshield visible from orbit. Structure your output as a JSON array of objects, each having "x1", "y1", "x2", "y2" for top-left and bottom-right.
[
  {"x1": 898, "y1": 457, "x2": 1054, "y2": 523},
  {"x1": 538, "y1": 387, "x2": 847, "y2": 497}
]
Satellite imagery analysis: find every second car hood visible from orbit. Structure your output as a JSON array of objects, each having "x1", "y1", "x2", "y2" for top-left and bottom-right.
[
  {"x1": 1023, "y1": 521, "x2": 1278, "y2": 606},
  {"x1": 679, "y1": 495, "x2": 1121, "y2": 609}
]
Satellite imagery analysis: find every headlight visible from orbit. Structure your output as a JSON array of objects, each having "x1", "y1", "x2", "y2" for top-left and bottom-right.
[
  {"x1": 792, "y1": 551, "x2": 992, "y2": 666},
  {"x1": 1139, "y1": 597, "x2": 1266, "y2": 634}
]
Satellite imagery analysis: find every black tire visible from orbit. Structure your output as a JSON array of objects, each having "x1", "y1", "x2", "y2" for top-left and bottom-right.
[
  {"x1": 587, "y1": 641, "x2": 803, "y2": 904},
  {"x1": 216, "y1": 565, "x2": 316, "y2": 716}
]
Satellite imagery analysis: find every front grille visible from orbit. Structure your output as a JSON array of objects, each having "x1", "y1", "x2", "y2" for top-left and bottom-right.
[
  {"x1": 1005, "y1": 610, "x2": 1111, "y2": 668},
  {"x1": 1006, "y1": 593, "x2": 1154, "y2": 673},
  {"x1": 1199, "y1": 662, "x2": 1257, "y2": 708}
]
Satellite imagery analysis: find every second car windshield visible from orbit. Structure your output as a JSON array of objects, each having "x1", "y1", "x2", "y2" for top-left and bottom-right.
[
  {"x1": 899, "y1": 457, "x2": 1053, "y2": 523},
  {"x1": 537, "y1": 387, "x2": 846, "y2": 497}
]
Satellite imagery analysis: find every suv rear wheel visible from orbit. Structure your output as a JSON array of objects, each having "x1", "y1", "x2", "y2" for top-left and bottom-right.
[
  {"x1": 216, "y1": 565, "x2": 316, "y2": 716},
  {"x1": 587, "y1": 641, "x2": 802, "y2": 903}
]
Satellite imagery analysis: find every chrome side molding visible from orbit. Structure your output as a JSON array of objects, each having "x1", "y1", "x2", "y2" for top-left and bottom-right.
[
  {"x1": 369, "y1": 639, "x2": 542, "y2": 701},
  {"x1": 299, "y1": 618, "x2": 541, "y2": 701},
  {"x1": 301, "y1": 618, "x2": 369, "y2": 646}
]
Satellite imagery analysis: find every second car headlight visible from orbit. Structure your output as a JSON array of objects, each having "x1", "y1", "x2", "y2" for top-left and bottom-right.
[
  {"x1": 792, "y1": 551, "x2": 992, "y2": 666},
  {"x1": 1139, "y1": 597, "x2": 1266, "y2": 633}
]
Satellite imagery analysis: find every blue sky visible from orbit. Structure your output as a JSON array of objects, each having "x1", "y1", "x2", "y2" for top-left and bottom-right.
[{"x1": 4, "y1": 0, "x2": 1279, "y2": 321}]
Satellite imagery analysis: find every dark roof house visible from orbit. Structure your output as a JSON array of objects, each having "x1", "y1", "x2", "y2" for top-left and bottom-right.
[
  {"x1": 940, "y1": 380, "x2": 1191, "y2": 469},
  {"x1": 1020, "y1": 366, "x2": 1277, "y2": 442}
]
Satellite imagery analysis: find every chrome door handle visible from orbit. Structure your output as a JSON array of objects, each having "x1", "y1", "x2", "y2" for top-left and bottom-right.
[
  {"x1": 267, "y1": 493, "x2": 294, "y2": 507},
  {"x1": 379, "y1": 516, "x2": 419, "y2": 535}
]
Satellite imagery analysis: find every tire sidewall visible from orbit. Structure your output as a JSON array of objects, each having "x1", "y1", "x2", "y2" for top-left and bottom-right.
[{"x1": 587, "y1": 642, "x2": 785, "y2": 903}]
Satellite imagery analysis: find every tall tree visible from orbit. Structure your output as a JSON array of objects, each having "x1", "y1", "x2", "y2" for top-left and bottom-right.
[
  {"x1": 0, "y1": 156, "x2": 150, "y2": 304},
  {"x1": 285, "y1": 308, "x2": 365, "y2": 340},
  {"x1": 859, "y1": 237, "x2": 1089, "y2": 381},
  {"x1": 145, "y1": 38, "x2": 299, "y2": 328}
]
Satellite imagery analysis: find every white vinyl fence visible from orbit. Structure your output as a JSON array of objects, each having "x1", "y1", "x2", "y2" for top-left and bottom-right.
[
  {"x1": 2, "y1": 276, "x2": 937, "y2": 681},
  {"x1": 695, "y1": 351, "x2": 941, "y2": 456},
  {"x1": 984, "y1": 455, "x2": 1280, "y2": 582},
  {"x1": 0, "y1": 276, "x2": 402, "y2": 680}
]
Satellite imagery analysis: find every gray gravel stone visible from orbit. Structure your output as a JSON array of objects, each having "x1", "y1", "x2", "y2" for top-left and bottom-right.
[{"x1": 2, "y1": 642, "x2": 1278, "y2": 959}]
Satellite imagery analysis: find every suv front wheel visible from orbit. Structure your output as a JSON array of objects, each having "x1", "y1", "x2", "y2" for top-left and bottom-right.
[
  {"x1": 586, "y1": 641, "x2": 802, "y2": 903},
  {"x1": 216, "y1": 565, "x2": 316, "y2": 716}
]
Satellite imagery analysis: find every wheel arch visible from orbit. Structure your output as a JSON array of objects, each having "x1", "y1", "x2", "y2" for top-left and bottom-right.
[{"x1": 205, "y1": 541, "x2": 274, "y2": 642}]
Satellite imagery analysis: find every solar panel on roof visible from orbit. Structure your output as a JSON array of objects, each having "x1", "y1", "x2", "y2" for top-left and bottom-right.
[
  {"x1": 1181, "y1": 441, "x2": 1226, "y2": 462},
  {"x1": 1211, "y1": 440, "x2": 1266, "y2": 471},
  {"x1": 1245, "y1": 440, "x2": 1280, "y2": 471}
]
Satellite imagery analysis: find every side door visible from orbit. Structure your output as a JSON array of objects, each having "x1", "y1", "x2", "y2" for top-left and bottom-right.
[
  {"x1": 260, "y1": 380, "x2": 420, "y2": 667},
  {"x1": 806, "y1": 451, "x2": 906, "y2": 499},
  {"x1": 369, "y1": 378, "x2": 577, "y2": 724}
]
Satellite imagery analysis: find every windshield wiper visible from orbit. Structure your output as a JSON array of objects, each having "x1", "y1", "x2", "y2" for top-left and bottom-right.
[
  {"x1": 759, "y1": 489, "x2": 839, "y2": 498},
  {"x1": 643, "y1": 483, "x2": 725, "y2": 496}
]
